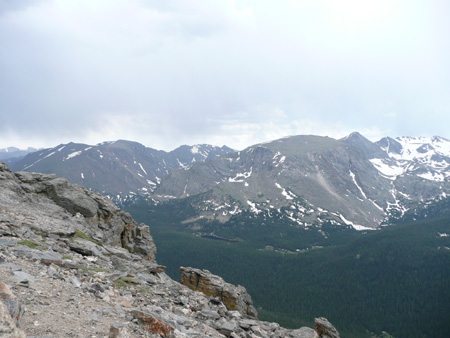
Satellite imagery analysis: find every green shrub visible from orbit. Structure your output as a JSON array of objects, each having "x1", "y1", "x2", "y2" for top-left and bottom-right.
[
  {"x1": 18, "y1": 240, "x2": 39, "y2": 249},
  {"x1": 73, "y1": 230, "x2": 103, "y2": 246}
]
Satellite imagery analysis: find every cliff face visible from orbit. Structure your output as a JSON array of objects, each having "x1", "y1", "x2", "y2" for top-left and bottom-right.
[
  {"x1": 0, "y1": 162, "x2": 339, "y2": 337},
  {"x1": 1, "y1": 162, "x2": 157, "y2": 262}
]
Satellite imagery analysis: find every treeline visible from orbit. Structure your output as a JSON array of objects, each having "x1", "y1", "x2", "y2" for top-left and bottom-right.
[{"x1": 125, "y1": 200, "x2": 450, "y2": 338}]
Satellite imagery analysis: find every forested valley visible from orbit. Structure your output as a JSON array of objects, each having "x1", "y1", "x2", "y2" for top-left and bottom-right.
[{"x1": 126, "y1": 199, "x2": 450, "y2": 338}]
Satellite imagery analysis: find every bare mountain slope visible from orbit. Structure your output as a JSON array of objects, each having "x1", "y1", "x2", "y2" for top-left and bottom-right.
[
  {"x1": 10, "y1": 140, "x2": 233, "y2": 204},
  {"x1": 152, "y1": 133, "x2": 450, "y2": 230}
]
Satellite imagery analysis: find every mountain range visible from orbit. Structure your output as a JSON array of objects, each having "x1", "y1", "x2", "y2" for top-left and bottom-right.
[
  {"x1": 9, "y1": 132, "x2": 450, "y2": 229},
  {"x1": 150, "y1": 132, "x2": 450, "y2": 229},
  {"x1": 0, "y1": 147, "x2": 38, "y2": 165},
  {"x1": 10, "y1": 140, "x2": 233, "y2": 204}
]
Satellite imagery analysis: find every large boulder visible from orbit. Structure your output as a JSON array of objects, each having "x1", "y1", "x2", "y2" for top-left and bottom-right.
[
  {"x1": 315, "y1": 317, "x2": 340, "y2": 338},
  {"x1": 180, "y1": 267, "x2": 258, "y2": 319}
]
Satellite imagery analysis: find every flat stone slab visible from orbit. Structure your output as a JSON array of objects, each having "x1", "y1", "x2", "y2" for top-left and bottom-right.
[
  {"x1": 0, "y1": 239, "x2": 16, "y2": 247},
  {"x1": 0, "y1": 263, "x2": 22, "y2": 271},
  {"x1": 13, "y1": 271, "x2": 36, "y2": 283}
]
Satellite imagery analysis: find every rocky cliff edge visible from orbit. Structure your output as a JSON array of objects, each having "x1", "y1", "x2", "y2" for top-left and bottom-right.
[{"x1": 0, "y1": 162, "x2": 339, "y2": 337}]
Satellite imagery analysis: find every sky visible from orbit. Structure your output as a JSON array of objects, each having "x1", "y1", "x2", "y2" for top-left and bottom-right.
[{"x1": 0, "y1": 0, "x2": 449, "y2": 151}]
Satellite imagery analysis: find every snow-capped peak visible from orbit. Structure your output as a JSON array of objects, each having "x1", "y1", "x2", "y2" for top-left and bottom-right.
[
  {"x1": 371, "y1": 135, "x2": 450, "y2": 183},
  {"x1": 389, "y1": 136, "x2": 450, "y2": 161}
]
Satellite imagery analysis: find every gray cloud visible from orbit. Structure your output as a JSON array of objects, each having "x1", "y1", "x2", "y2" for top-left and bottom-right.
[{"x1": 0, "y1": 0, "x2": 449, "y2": 150}]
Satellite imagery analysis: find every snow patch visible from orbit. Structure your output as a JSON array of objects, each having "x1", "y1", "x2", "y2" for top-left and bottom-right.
[
  {"x1": 275, "y1": 156, "x2": 286, "y2": 167},
  {"x1": 65, "y1": 151, "x2": 82, "y2": 160},
  {"x1": 369, "y1": 159, "x2": 405, "y2": 179},
  {"x1": 229, "y1": 168, "x2": 252, "y2": 183},
  {"x1": 191, "y1": 145, "x2": 199, "y2": 154},
  {"x1": 23, "y1": 158, "x2": 43, "y2": 170},
  {"x1": 418, "y1": 171, "x2": 445, "y2": 182},
  {"x1": 275, "y1": 183, "x2": 296, "y2": 200},
  {"x1": 349, "y1": 170, "x2": 367, "y2": 198},
  {"x1": 43, "y1": 151, "x2": 55, "y2": 159},
  {"x1": 247, "y1": 200, "x2": 261, "y2": 214},
  {"x1": 138, "y1": 163, "x2": 148, "y2": 175},
  {"x1": 393, "y1": 136, "x2": 450, "y2": 161},
  {"x1": 339, "y1": 214, "x2": 374, "y2": 231},
  {"x1": 177, "y1": 159, "x2": 189, "y2": 170}
]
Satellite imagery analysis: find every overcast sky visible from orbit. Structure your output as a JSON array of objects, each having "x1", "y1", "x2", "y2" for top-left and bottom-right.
[{"x1": 1, "y1": 0, "x2": 449, "y2": 151}]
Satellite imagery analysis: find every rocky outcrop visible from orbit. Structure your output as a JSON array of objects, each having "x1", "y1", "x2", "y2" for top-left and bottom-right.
[
  {"x1": 315, "y1": 317, "x2": 340, "y2": 338},
  {"x1": 0, "y1": 162, "x2": 156, "y2": 265},
  {"x1": 180, "y1": 266, "x2": 258, "y2": 319},
  {"x1": 0, "y1": 162, "x2": 339, "y2": 337}
]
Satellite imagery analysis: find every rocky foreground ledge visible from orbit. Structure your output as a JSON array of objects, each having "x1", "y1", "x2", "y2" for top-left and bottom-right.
[{"x1": 0, "y1": 162, "x2": 339, "y2": 337}]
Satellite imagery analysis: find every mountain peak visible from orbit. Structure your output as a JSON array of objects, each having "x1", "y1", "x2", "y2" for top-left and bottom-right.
[
  {"x1": 341, "y1": 132, "x2": 387, "y2": 159},
  {"x1": 342, "y1": 131, "x2": 366, "y2": 141},
  {"x1": 375, "y1": 136, "x2": 403, "y2": 155}
]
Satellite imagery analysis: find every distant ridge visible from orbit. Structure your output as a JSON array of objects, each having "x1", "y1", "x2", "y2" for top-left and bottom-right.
[
  {"x1": 10, "y1": 133, "x2": 450, "y2": 230},
  {"x1": 10, "y1": 140, "x2": 233, "y2": 204},
  {"x1": 0, "y1": 147, "x2": 39, "y2": 165}
]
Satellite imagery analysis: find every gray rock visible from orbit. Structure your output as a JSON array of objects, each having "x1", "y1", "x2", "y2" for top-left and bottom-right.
[
  {"x1": 0, "y1": 301, "x2": 26, "y2": 338},
  {"x1": 238, "y1": 318, "x2": 259, "y2": 329},
  {"x1": 201, "y1": 309, "x2": 221, "y2": 320},
  {"x1": 70, "y1": 276, "x2": 82, "y2": 288},
  {"x1": 0, "y1": 239, "x2": 16, "y2": 247},
  {"x1": 217, "y1": 319, "x2": 238, "y2": 337},
  {"x1": 250, "y1": 325, "x2": 270, "y2": 338},
  {"x1": 109, "y1": 323, "x2": 130, "y2": 338},
  {"x1": 314, "y1": 317, "x2": 340, "y2": 338},
  {"x1": 1, "y1": 163, "x2": 157, "y2": 261},
  {"x1": 46, "y1": 265, "x2": 58, "y2": 278},
  {"x1": 290, "y1": 327, "x2": 315, "y2": 338},
  {"x1": 88, "y1": 283, "x2": 105, "y2": 294},
  {"x1": 13, "y1": 271, "x2": 36, "y2": 283},
  {"x1": 62, "y1": 259, "x2": 78, "y2": 269},
  {"x1": 39, "y1": 252, "x2": 63, "y2": 266},
  {"x1": 87, "y1": 311, "x2": 101, "y2": 323},
  {"x1": 1, "y1": 263, "x2": 22, "y2": 272},
  {"x1": 180, "y1": 267, "x2": 258, "y2": 319},
  {"x1": 0, "y1": 282, "x2": 25, "y2": 328}
]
